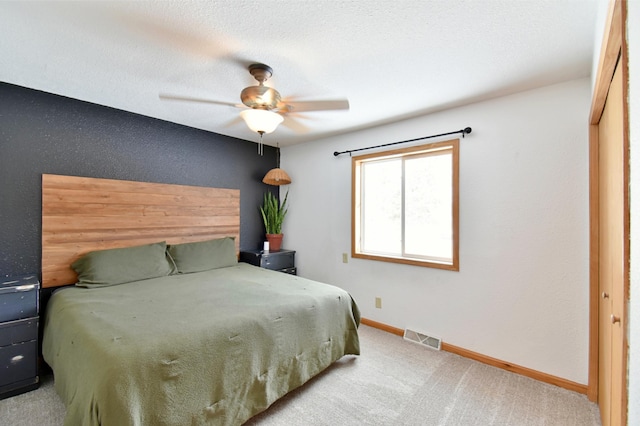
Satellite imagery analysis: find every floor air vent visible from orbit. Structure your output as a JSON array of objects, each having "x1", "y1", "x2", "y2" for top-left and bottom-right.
[{"x1": 403, "y1": 329, "x2": 442, "y2": 350}]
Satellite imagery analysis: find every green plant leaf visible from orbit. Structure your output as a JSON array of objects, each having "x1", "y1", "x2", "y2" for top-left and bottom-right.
[{"x1": 260, "y1": 190, "x2": 288, "y2": 234}]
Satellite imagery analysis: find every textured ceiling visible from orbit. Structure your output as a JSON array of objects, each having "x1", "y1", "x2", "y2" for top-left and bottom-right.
[{"x1": 0, "y1": 1, "x2": 598, "y2": 147}]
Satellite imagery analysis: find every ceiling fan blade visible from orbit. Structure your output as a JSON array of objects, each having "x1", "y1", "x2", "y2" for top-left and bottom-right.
[
  {"x1": 281, "y1": 115, "x2": 312, "y2": 134},
  {"x1": 159, "y1": 93, "x2": 241, "y2": 108},
  {"x1": 220, "y1": 116, "x2": 244, "y2": 129},
  {"x1": 281, "y1": 99, "x2": 349, "y2": 113}
]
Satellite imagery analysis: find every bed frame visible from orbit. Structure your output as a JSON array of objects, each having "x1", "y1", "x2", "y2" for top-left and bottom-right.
[{"x1": 41, "y1": 174, "x2": 240, "y2": 288}]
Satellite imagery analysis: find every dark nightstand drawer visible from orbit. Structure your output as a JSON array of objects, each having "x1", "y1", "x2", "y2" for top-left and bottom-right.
[
  {"x1": 240, "y1": 249, "x2": 296, "y2": 271},
  {"x1": 0, "y1": 275, "x2": 39, "y2": 323},
  {"x1": 0, "y1": 274, "x2": 40, "y2": 399},
  {"x1": 0, "y1": 318, "x2": 38, "y2": 347},
  {"x1": 280, "y1": 267, "x2": 297, "y2": 275},
  {"x1": 0, "y1": 340, "x2": 38, "y2": 390},
  {"x1": 262, "y1": 251, "x2": 294, "y2": 270}
]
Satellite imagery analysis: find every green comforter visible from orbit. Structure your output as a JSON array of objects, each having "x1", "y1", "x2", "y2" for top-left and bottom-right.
[{"x1": 42, "y1": 263, "x2": 360, "y2": 425}]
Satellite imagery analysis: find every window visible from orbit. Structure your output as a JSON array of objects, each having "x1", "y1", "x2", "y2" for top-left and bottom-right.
[{"x1": 352, "y1": 139, "x2": 459, "y2": 270}]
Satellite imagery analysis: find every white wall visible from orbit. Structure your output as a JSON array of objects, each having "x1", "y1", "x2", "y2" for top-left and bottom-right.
[
  {"x1": 281, "y1": 78, "x2": 591, "y2": 385},
  {"x1": 591, "y1": 0, "x2": 611, "y2": 95},
  {"x1": 626, "y1": 0, "x2": 639, "y2": 421}
]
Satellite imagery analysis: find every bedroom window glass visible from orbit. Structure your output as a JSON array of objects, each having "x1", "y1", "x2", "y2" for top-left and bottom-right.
[{"x1": 352, "y1": 139, "x2": 459, "y2": 270}]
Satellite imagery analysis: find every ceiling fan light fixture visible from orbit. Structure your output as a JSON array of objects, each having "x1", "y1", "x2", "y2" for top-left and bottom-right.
[
  {"x1": 240, "y1": 109, "x2": 283, "y2": 134},
  {"x1": 262, "y1": 168, "x2": 292, "y2": 186},
  {"x1": 241, "y1": 85, "x2": 281, "y2": 109}
]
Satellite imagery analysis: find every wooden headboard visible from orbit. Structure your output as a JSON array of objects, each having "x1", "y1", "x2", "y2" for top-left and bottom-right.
[{"x1": 41, "y1": 174, "x2": 240, "y2": 288}]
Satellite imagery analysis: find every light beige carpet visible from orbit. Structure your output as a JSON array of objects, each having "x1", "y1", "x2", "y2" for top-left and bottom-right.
[{"x1": 0, "y1": 325, "x2": 601, "y2": 425}]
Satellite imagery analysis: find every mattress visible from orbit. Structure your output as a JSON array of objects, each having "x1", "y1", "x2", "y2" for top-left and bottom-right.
[{"x1": 42, "y1": 263, "x2": 360, "y2": 425}]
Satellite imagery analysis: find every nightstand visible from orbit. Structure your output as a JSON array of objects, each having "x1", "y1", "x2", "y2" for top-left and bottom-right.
[
  {"x1": 240, "y1": 249, "x2": 296, "y2": 275},
  {"x1": 0, "y1": 274, "x2": 40, "y2": 399}
]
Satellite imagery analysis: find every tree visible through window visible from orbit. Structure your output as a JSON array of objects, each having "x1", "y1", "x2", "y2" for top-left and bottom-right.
[{"x1": 352, "y1": 139, "x2": 459, "y2": 270}]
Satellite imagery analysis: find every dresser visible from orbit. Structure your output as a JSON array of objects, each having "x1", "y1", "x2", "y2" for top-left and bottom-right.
[
  {"x1": 0, "y1": 274, "x2": 40, "y2": 399},
  {"x1": 240, "y1": 249, "x2": 296, "y2": 275}
]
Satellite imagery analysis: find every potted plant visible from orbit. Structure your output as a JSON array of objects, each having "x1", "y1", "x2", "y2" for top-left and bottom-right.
[{"x1": 260, "y1": 190, "x2": 288, "y2": 251}]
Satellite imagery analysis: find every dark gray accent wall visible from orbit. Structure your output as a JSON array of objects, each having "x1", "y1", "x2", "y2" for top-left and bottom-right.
[{"x1": 0, "y1": 82, "x2": 277, "y2": 278}]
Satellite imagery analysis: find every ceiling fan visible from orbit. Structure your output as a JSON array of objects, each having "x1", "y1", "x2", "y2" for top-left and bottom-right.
[{"x1": 160, "y1": 63, "x2": 350, "y2": 138}]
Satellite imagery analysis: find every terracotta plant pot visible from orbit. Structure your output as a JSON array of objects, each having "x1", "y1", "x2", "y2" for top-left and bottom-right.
[{"x1": 266, "y1": 234, "x2": 283, "y2": 251}]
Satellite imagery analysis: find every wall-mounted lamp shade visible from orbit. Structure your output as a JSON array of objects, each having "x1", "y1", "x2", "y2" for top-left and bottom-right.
[
  {"x1": 240, "y1": 109, "x2": 283, "y2": 134},
  {"x1": 262, "y1": 168, "x2": 291, "y2": 185}
]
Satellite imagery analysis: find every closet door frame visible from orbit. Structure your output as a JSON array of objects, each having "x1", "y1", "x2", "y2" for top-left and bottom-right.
[{"x1": 588, "y1": 1, "x2": 629, "y2": 424}]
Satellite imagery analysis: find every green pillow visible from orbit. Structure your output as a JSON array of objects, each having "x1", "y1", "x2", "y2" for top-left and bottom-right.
[
  {"x1": 73, "y1": 241, "x2": 173, "y2": 288},
  {"x1": 167, "y1": 237, "x2": 237, "y2": 274}
]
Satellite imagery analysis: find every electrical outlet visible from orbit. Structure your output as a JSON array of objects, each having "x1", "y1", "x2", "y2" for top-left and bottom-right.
[
  {"x1": 375, "y1": 297, "x2": 382, "y2": 309},
  {"x1": 342, "y1": 253, "x2": 348, "y2": 263}
]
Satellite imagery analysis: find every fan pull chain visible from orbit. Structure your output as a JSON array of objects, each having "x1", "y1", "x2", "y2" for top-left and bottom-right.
[{"x1": 258, "y1": 132, "x2": 264, "y2": 156}]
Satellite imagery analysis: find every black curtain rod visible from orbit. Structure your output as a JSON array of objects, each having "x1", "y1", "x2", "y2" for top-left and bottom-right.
[{"x1": 333, "y1": 127, "x2": 472, "y2": 157}]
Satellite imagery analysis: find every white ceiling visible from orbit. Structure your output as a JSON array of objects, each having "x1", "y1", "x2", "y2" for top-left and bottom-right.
[{"x1": 0, "y1": 1, "x2": 598, "y2": 147}]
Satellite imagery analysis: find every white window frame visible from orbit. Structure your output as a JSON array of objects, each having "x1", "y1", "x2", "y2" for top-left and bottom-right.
[{"x1": 351, "y1": 139, "x2": 459, "y2": 270}]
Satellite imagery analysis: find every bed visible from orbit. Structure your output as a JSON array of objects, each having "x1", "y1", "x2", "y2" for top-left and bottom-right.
[{"x1": 40, "y1": 174, "x2": 360, "y2": 425}]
